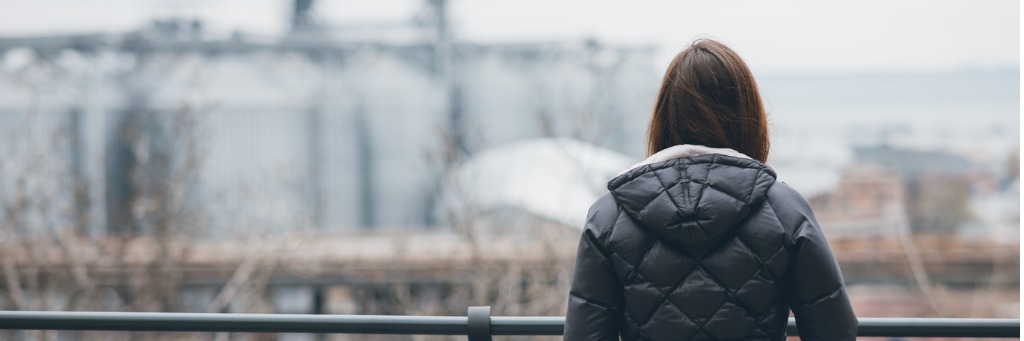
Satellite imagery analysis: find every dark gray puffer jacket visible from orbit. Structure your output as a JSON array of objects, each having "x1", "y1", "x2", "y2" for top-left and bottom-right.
[{"x1": 564, "y1": 152, "x2": 857, "y2": 341}]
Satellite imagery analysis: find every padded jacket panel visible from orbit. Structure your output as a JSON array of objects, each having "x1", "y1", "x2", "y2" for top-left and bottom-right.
[{"x1": 564, "y1": 154, "x2": 857, "y2": 341}]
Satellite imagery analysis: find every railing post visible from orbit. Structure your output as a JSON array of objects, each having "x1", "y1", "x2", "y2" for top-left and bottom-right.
[{"x1": 467, "y1": 306, "x2": 492, "y2": 341}]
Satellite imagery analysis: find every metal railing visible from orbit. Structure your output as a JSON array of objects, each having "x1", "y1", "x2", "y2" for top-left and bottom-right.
[{"x1": 0, "y1": 306, "x2": 1018, "y2": 339}]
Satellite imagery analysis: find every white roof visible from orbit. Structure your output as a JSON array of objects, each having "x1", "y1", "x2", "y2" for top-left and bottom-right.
[
  {"x1": 443, "y1": 136, "x2": 852, "y2": 229},
  {"x1": 442, "y1": 138, "x2": 634, "y2": 229}
]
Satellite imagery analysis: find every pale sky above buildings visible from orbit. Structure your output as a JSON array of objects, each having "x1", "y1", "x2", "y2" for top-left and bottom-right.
[{"x1": 1, "y1": 0, "x2": 1019, "y2": 73}]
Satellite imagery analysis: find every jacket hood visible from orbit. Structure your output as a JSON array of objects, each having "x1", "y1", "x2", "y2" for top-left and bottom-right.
[{"x1": 607, "y1": 145, "x2": 777, "y2": 249}]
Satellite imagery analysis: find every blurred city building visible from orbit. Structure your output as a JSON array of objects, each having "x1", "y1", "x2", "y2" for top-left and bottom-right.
[{"x1": 0, "y1": 0, "x2": 1017, "y2": 340}]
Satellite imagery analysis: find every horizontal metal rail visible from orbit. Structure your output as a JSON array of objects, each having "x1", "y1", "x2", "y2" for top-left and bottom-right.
[{"x1": 0, "y1": 308, "x2": 1018, "y2": 338}]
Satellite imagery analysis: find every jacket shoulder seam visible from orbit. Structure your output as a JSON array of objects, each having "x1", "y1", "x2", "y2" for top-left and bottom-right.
[
  {"x1": 764, "y1": 196, "x2": 795, "y2": 247},
  {"x1": 790, "y1": 285, "x2": 843, "y2": 308},
  {"x1": 569, "y1": 291, "x2": 619, "y2": 311}
]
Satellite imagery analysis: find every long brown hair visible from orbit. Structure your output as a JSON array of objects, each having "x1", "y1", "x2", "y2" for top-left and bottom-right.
[{"x1": 646, "y1": 39, "x2": 770, "y2": 162}]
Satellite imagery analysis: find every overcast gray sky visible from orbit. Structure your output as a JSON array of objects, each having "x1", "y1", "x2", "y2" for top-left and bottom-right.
[{"x1": 2, "y1": 0, "x2": 1019, "y2": 73}]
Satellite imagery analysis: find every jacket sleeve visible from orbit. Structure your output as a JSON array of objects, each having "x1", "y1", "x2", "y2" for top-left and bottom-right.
[
  {"x1": 785, "y1": 209, "x2": 858, "y2": 341},
  {"x1": 563, "y1": 207, "x2": 622, "y2": 341}
]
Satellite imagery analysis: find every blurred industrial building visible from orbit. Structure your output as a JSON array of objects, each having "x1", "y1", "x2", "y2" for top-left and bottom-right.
[{"x1": 0, "y1": 1, "x2": 1017, "y2": 340}]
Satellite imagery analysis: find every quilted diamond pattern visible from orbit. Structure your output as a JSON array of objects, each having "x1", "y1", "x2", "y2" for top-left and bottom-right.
[
  {"x1": 623, "y1": 280, "x2": 667, "y2": 324},
  {"x1": 565, "y1": 153, "x2": 858, "y2": 341},
  {"x1": 605, "y1": 155, "x2": 785, "y2": 340},
  {"x1": 667, "y1": 268, "x2": 726, "y2": 319},
  {"x1": 733, "y1": 270, "x2": 778, "y2": 314},
  {"x1": 699, "y1": 237, "x2": 762, "y2": 289},
  {"x1": 643, "y1": 302, "x2": 701, "y2": 339},
  {"x1": 635, "y1": 242, "x2": 695, "y2": 289},
  {"x1": 703, "y1": 302, "x2": 758, "y2": 339}
]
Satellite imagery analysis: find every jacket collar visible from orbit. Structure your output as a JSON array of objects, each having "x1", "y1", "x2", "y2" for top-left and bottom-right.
[{"x1": 619, "y1": 144, "x2": 751, "y2": 175}]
